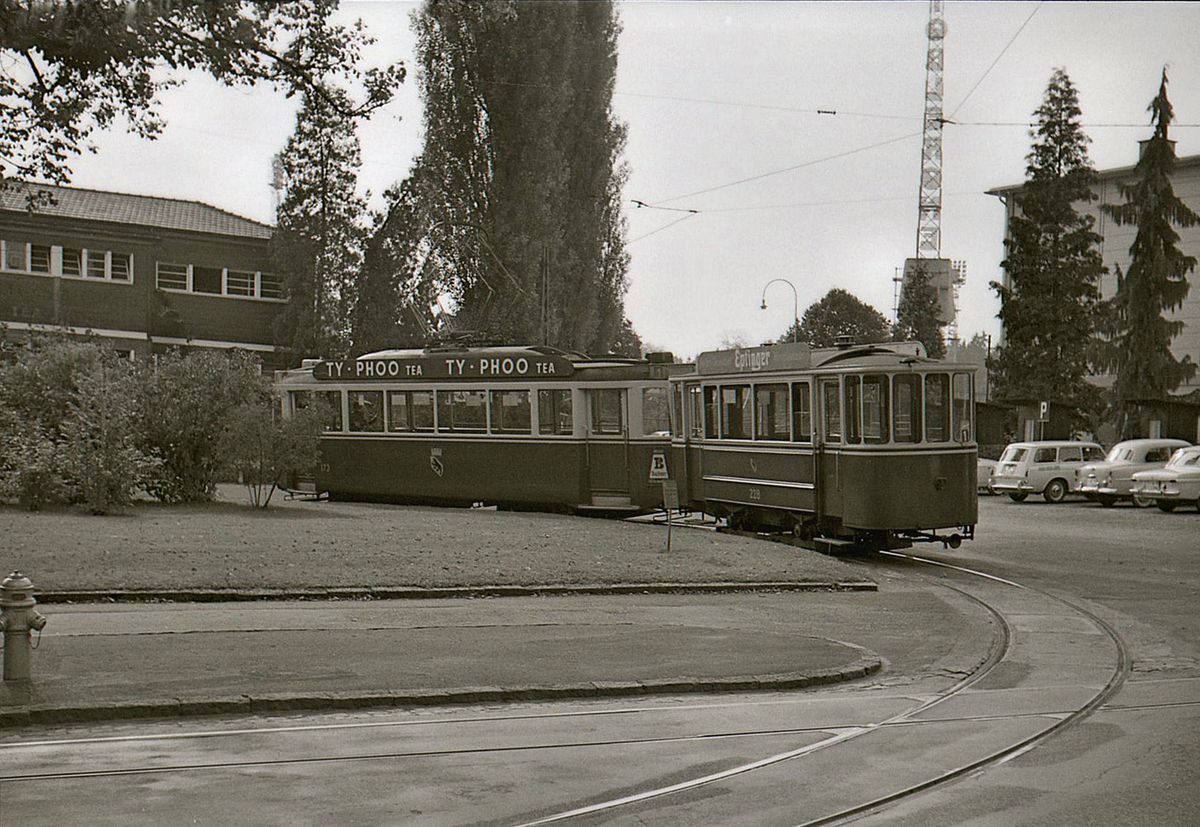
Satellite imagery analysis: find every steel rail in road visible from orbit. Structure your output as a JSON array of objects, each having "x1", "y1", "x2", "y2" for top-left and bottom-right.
[{"x1": 0, "y1": 553, "x2": 1130, "y2": 825}]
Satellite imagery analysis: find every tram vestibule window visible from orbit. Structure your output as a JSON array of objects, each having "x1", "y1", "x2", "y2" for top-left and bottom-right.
[
  {"x1": 291, "y1": 390, "x2": 343, "y2": 432},
  {"x1": 843, "y1": 376, "x2": 862, "y2": 444},
  {"x1": 590, "y1": 388, "x2": 624, "y2": 435},
  {"x1": 791, "y1": 381, "x2": 811, "y2": 442},
  {"x1": 925, "y1": 374, "x2": 949, "y2": 441},
  {"x1": 703, "y1": 387, "x2": 719, "y2": 439},
  {"x1": 821, "y1": 379, "x2": 841, "y2": 442},
  {"x1": 642, "y1": 387, "x2": 671, "y2": 436},
  {"x1": 951, "y1": 373, "x2": 972, "y2": 442},
  {"x1": 893, "y1": 374, "x2": 921, "y2": 443},
  {"x1": 862, "y1": 374, "x2": 889, "y2": 443},
  {"x1": 537, "y1": 389, "x2": 573, "y2": 435}
]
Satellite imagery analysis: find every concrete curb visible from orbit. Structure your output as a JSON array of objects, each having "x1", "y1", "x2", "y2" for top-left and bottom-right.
[
  {"x1": 33, "y1": 580, "x2": 877, "y2": 604},
  {"x1": 0, "y1": 655, "x2": 882, "y2": 728}
]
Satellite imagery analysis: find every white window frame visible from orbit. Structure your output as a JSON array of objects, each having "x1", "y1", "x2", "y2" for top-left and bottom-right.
[
  {"x1": 155, "y1": 261, "x2": 284, "y2": 301},
  {"x1": 1, "y1": 240, "x2": 132, "y2": 283}
]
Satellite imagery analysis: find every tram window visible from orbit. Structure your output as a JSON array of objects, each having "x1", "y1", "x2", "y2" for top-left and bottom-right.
[
  {"x1": 491, "y1": 390, "x2": 531, "y2": 434},
  {"x1": 754, "y1": 383, "x2": 789, "y2": 441},
  {"x1": 843, "y1": 376, "x2": 862, "y2": 444},
  {"x1": 642, "y1": 387, "x2": 671, "y2": 436},
  {"x1": 862, "y1": 375, "x2": 889, "y2": 444},
  {"x1": 673, "y1": 384, "x2": 685, "y2": 437},
  {"x1": 348, "y1": 390, "x2": 384, "y2": 433},
  {"x1": 952, "y1": 373, "x2": 972, "y2": 442},
  {"x1": 590, "y1": 388, "x2": 624, "y2": 435},
  {"x1": 791, "y1": 381, "x2": 812, "y2": 443},
  {"x1": 893, "y1": 375, "x2": 921, "y2": 443},
  {"x1": 387, "y1": 391, "x2": 411, "y2": 432},
  {"x1": 537, "y1": 389, "x2": 573, "y2": 435},
  {"x1": 411, "y1": 391, "x2": 434, "y2": 431},
  {"x1": 437, "y1": 390, "x2": 487, "y2": 432},
  {"x1": 925, "y1": 374, "x2": 949, "y2": 441},
  {"x1": 821, "y1": 380, "x2": 842, "y2": 443},
  {"x1": 703, "y1": 386, "x2": 718, "y2": 439},
  {"x1": 290, "y1": 390, "x2": 343, "y2": 432},
  {"x1": 720, "y1": 385, "x2": 751, "y2": 439}
]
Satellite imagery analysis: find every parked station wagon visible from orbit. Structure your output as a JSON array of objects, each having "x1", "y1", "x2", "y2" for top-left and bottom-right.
[
  {"x1": 991, "y1": 440, "x2": 1105, "y2": 503},
  {"x1": 1131, "y1": 446, "x2": 1200, "y2": 512},
  {"x1": 1077, "y1": 438, "x2": 1190, "y2": 507}
]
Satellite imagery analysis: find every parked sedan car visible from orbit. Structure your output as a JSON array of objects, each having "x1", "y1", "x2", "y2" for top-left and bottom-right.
[
  {"x1": 1077, "y1": 438, "x2": 1190, "y2": 507},
  {"x1": 1131, "y1": 446, "x2": 1200, "y2": 512},
  {"x1": 977, "y1": 458, "x2": 998, "y2": 494}
]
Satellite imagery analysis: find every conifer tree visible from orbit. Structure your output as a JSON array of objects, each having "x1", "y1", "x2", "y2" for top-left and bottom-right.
[
  {"x1": 272, "y1": 86, "x2": 368, "y2": 360},
  {"x1": 895, "y1": 263, "x2": 947, "y2": 358},
  {"x1": 990, "y1": 68, "x2": 1104, "y2": 410},
  {"x1": 1098, "y1": 69, "x2": 1198, "y2": 431}
]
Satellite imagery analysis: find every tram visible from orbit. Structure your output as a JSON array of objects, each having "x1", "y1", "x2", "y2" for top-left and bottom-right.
[
  {"x1": 276, "y1": 345, "x2": 683, "y2": 512},
  {"x1": 669, "y1": 339, "x2": 978, "y2": 550}
]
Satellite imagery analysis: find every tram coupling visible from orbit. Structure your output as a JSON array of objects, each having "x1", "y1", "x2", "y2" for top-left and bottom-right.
[{"x1": 899, "y1": 525, "x2": 975, "y2": 550}]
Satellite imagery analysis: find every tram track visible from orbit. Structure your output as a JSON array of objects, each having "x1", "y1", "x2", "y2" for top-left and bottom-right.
[{"x1": 0, "y1": 551, "x2": 1136, "y2": 826}]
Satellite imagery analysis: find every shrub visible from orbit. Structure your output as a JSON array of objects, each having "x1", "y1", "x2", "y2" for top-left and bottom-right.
[
  {"x1": 219, "y1": 389, "x2": 325, "y2": 508},
  {"x1": 136, "y1": 349, "x2": 264, "y2": 503}
]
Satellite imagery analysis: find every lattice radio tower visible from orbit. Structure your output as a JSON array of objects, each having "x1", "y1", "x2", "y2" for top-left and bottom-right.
[{"x1": 917, "y1": 0, "x2": 946, "y2": 260}]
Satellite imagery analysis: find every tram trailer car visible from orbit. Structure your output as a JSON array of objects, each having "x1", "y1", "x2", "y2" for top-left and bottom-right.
[
  {"x1": 277, "y1": 346, "x2": 683, "y2": 514},
  {"x1": 669, "y1": 340, "x2": 978, "y2": 551}
]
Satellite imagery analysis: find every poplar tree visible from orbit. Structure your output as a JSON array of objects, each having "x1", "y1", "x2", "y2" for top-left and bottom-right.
[
  {"x1": 1097, "y1": 69, "x2": 1198, "y2": 430},
  {"x1": 411, "y1": 0, "x2": 634, "y2": 352},
  {"x1": 894, "y1": 263, "x2": 947, "y2": 358},
  {"x1": 990, "y1": 68, "x2": 1104, "y2": 410},
  {"x1": 272, "y1": 86, "x2": 368, "y2": 359},
  {"x1": 350, "y1": 177, "x2": 441, "y2": 353}
]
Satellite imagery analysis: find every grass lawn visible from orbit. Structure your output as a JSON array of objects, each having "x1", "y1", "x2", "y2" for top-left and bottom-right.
[{"x1": 0, "y1": 485, "x2": 868, "y2": 592}]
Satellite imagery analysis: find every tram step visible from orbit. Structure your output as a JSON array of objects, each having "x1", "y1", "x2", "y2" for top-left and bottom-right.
[{"x1": 589, "y1": 494, "x2": 634, "y2": 508}]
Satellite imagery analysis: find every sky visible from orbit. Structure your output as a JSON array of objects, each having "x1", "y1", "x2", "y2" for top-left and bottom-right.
[{"x1": 61, "y1": 1, "x2": 1200, "y2": 359}]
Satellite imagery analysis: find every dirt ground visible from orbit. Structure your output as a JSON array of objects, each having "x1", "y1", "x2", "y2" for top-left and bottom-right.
[{"x1": 0, "y1": 485, "x2": 866, "y2": 591}]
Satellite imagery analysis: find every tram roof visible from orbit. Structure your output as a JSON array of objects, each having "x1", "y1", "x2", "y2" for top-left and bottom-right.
[{"x1": 685, "y1": 340, "x2": 935, "y2": 377}]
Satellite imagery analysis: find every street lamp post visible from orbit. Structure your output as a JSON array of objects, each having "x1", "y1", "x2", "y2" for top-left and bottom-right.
[{"x1": 760, "y1": 278, "x2": 799, "y2": 343}]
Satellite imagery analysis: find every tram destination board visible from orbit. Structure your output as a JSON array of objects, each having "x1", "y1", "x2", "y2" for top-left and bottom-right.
[{"x1": 314, "y1": 352, "x2": 576, "y2": 381}]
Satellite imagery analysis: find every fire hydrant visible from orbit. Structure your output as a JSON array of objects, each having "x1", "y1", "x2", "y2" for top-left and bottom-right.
[{"x1": 0, "y1": 572, "x2": 47, "y2": 682}]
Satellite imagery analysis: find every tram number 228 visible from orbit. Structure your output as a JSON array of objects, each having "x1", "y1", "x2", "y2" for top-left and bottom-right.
[{"x1": 747, "y1": 488, "x2": 761, "y2": 502}]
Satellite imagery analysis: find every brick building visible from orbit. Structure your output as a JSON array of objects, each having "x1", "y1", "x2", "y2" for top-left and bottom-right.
[{"x1": 0, "y1": 183, "x2": 290, "y2": 369}]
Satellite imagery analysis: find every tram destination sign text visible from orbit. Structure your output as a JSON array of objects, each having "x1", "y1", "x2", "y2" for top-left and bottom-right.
[{"x1": 314, "y1": 353, "x2": 576, "y2": 381}]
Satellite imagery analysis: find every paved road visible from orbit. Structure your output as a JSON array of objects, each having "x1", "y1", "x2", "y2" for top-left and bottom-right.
[
  {"x1": 865, "y1": 494, "x2": 1199, "y2": 826},
  {"x1": 0, "y1": 496, "x2": 1194, "y2": 825}
]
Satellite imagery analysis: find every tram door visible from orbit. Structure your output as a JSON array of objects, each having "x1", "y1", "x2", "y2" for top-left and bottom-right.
[
  {"x1": 816, "y1": 377, "x2": 844, "y2": 518},
  {"x1": 584, "y1": 388, "x2": 631, "y2": 506}
]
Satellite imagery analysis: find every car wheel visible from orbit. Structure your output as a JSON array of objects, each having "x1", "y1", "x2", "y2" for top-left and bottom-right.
[
  {"x1": 1096, "y1": 495, "x2": 1117, "y2": 508},
  {"x1": 1131, "y1": 492, "x2": 1154, "y2": 508},
  {"x1": 987, "y1": 482, "x2": 997, "y2": 496},
  {"x1": 1008, "y1": 492, "x2": 1028, "y2": 503},
  {"x1": 1043, "y1": 479, "x2": 1068, "y2": 503},
  {"x1": 1157, "y1": 501, "x2": 1177, "y2": 513}
]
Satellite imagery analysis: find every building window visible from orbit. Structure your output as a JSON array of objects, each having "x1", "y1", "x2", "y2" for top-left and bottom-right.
[
  {"x1": 86, "y1": 250, "x2": 107, "y2": 279},
  {"x1": 260, "y1": 273, "x2": 284, "y2": 299},
  {"x1": 157, "y1": 262, "x2": 189, "y2": 290},
  {"x1": 110, "y1": 252, "x2": 132, "y2": 281},
  {"x1": 226, "y1": 270, "x2": 255, "y2": 296},
  {"x1": 29, "y1": 244, "x2": 50, "y2": 273},
  {"x1": 192, "y1": 265, "x2": 222, "y2": 295},
  {"x1": 3, "y1": 240, "x2": 24, "y2": 271},
  {"x1": 62, "y1": 248, "x2": 82, "y2": 277}
]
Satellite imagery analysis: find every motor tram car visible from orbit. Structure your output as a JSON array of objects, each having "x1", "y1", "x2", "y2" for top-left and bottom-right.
[
  {"x1": 668, "y1": 339, "x2": 978, "y2": 551},
  {"x1": 276, "y1": 345, "x2": 683, "y2": 512}
]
